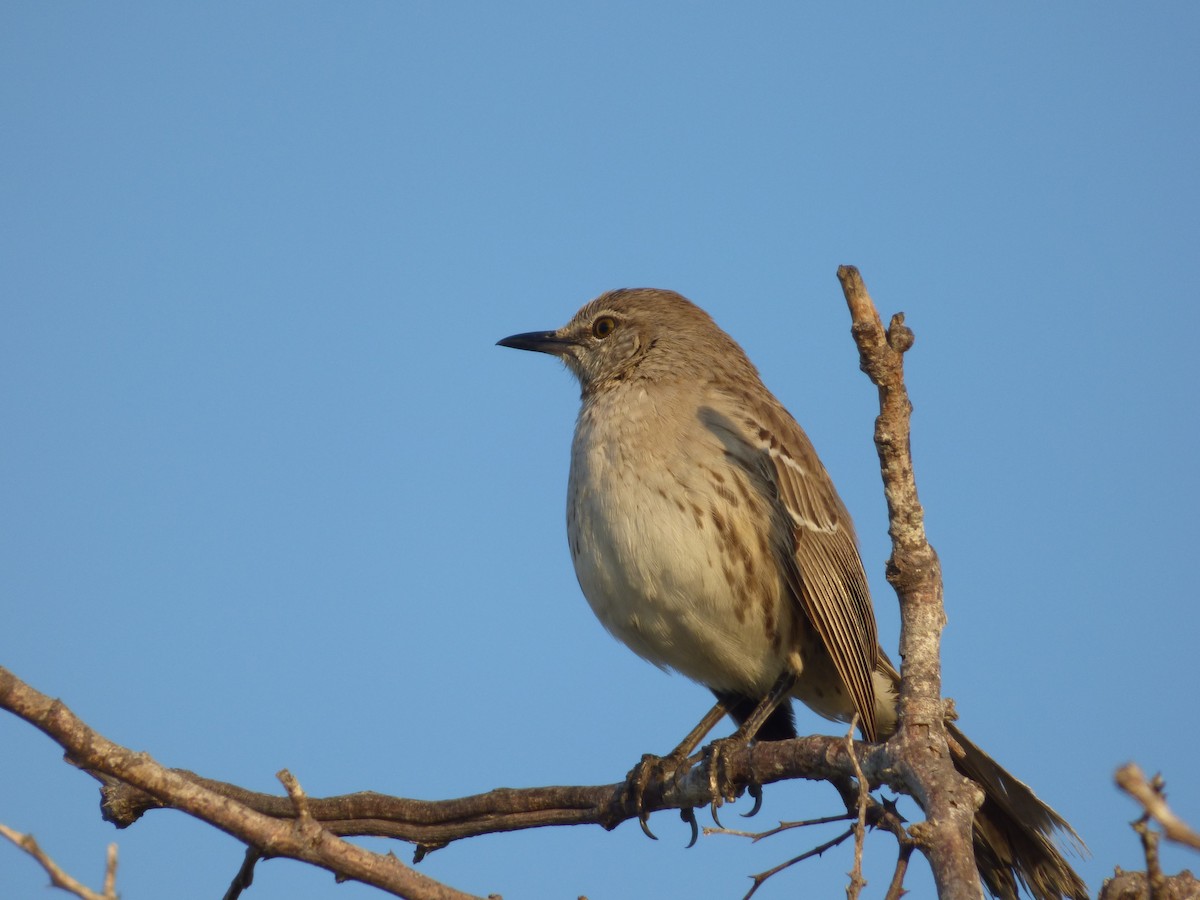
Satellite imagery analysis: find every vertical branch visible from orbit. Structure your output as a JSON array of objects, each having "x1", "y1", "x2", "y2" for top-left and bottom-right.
[{"x1": 837, "y1": 266, "x2": 983, "y2": 900}]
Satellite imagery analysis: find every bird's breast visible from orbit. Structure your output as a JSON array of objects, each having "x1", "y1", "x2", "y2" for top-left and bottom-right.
[{"x1": 565, "y1": 388, "x2": 792, "y2": 694}]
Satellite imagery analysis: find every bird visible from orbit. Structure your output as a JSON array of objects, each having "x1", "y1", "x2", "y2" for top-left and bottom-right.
[{"x1": 497, "y1": 287, "x2": 1086, "y2": 900}]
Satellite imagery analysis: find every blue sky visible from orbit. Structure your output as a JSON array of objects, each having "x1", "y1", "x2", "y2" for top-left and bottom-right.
[{"x1": 3, "y1": 4, "x2": 1198, "y2": 898}]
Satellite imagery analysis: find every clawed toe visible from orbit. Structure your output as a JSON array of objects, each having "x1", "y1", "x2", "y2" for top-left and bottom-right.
[
  {"x1": 709, "y1": 796, "x2": 724, "y2": 827},
  {"x1": 741, "y1": 781, "x2": 763, "y2": 818},
  {"x1": 702, "y1": 734, "x2": 766, "y2": 824},
  {"x1": 703, "y1": 736, "x2": 741, "y2": 826},
  {"x1": 638, "y1": 811, "x2": 658, "y2": 840},
  {"x1": 624, "y1": 753, "x2": 662, "y2": 840},
  {"x1": 680, "y1": 807, "x2": 699, "y2": 848},
  {"x1": 623, "y1": 750, "x2": 713, "y2": 846},
  {"x1": 622, "y1": 697, "x2": 773, "y2": 845}
]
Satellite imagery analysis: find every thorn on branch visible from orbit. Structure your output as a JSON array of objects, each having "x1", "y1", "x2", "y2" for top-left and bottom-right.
[{"x1": 413, "y1": 842, "x2": 447, "y2": 864}]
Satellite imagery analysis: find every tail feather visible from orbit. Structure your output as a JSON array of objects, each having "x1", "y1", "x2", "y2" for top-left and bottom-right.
[{"x1": 947, "y1": 722, "x2": 1088, "y2": 900}]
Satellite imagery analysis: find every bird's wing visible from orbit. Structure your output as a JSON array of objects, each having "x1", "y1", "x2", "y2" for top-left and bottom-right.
[{"x1": 703, "y1": 399, "x2": 881, "y2": 741}]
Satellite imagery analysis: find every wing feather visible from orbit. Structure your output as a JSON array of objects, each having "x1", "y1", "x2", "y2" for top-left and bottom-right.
[{"x1": 703, "y1": 399, "x2": 881, "y2": 741}]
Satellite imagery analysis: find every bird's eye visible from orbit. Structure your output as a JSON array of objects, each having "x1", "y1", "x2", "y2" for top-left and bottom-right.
[{"x1": 592, "y1": 316, "x2": 617, "y2": 339}]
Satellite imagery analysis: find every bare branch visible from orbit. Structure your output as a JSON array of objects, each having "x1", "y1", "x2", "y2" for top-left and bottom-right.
[
  {"x1": 3, "y1": 659, "x2": 923, "y2": 897},
  {"x1": 845, "y1": 717, "x2": 870, "y2": 900},
  {"x1": 279, "y1": 769, "x2": 314, "y2": 823},
  {"x1": 0, "y1": 269, "x2": 1071, "y2": 899},
  {"x1": 1134, "y1": 817, "x2": 1166, "y2": 900},
  {"x1": 0, "y1": 666, "x2": 483, "y2": 900},
  {"x1": 222, "y1": 847, "x2": 262, "y2": 900},
  {"x1": 743, "y1": 826, "x2": 857, "y2": 900},
  {"x1": 1, "y1": 662, "x2": 906, "y2": 879},
  {"x1": 86, "y1": 727, "x2": 894, "y2": 846},
  {"x1": 704, "y1": 726, "x2": 912, "y2": 898},
  {"x1": 1098, "y1": 868, "x2": 1200, "y2": 900},
  {"x1": 1117, "y1": 764, "x2": 1200, "y2": 851},
  {"x1": 838, "y1": 265, "x2": 983, "y2": 899},
  {"x1": 0, "y1": 821, "x2": 117, "y2": 900},
  {"x1": 705, "y1": 813, "x2": 855, "y2": 842},
  {"x1": 102, "y1": 843, "x2": 117, "y2": 899},
  {"x1": 884, "y1": 844, "x2": 915, "y2": 900}
]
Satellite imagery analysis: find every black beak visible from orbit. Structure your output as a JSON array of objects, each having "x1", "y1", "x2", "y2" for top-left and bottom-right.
[{"x1": 496, "y1": 330, "x2": 573, "y2": 356}]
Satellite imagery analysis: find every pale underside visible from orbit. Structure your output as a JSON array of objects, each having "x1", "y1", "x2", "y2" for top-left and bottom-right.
[{"x1": 566, "y1": 377, "x2": 897, "y2": 741}]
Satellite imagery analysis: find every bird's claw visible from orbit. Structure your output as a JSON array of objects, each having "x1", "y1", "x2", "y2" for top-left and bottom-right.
[
  {"x1": 702, "y1": 734, "x2": 764, "y2": 825},
  {"x1": 741, "y1": 782, "x2": 764, "y2": 818},
  {"x1": 709, "y1": 798, "x2": 724, "y2": 827},
  {"x1": 704, "y1": 737, "x2": 738, "y2": 827},
  {"x1": 624, "y1": 753, "x2": 661, "y2": 840},
  {"x1": 638, "y1": 809, "x2": 658, "y2": 841},
  {"x1": 625, "y1": 742, "x2": 743, "y2": 845},
  {"x1": 680, "y1": 807, "x2": 699, "y2": 848}
]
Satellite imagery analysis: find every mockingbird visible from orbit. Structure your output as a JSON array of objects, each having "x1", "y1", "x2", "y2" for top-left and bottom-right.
[{"x1": 498, "y1": 287, "x2": 1085, "y2": 900}]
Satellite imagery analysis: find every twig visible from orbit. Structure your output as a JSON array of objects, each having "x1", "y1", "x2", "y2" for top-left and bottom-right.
[
  {"x1": 1116, "y1": 763, "x2": 1200, "y2": 851},
  {"x1": 279, "y1": 769, "x2": 313, "y2": 823},
  {"x1": 1133, "y1": 817, "x2": 1166, "y2": 900},
  {"x1": 102, "y1": 843, "x2": 117, "y2": 899},
  {"x1": 884, "y1": 844, "x2": 914, "y2": 900},
  {"x1": 743, "y1": 827, "x2": 857, "y2": 900},
  {"x1": 705, "y1": 812, "x2": 855, "y2": 842},
  {"x1": 0, "y1": 667, "x2": 483, "y2": 900},
  {"x1": 838, "y1": 265, "x2": 982, "y2": 900},
  {"x1": 845, "y1": 716, "x2": 869, "y2": 900},
  {"x1": 222, "y1": 847, "x2": 263, "y2": 900},
  {"x1": 0, "y1": 821, "x2": 117, "y2": 900}
]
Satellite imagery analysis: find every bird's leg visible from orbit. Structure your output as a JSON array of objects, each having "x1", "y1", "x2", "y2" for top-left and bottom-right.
[
  {"x1": 704, "y1": 672, "x2": 797, "y2": 824},
  {"x1": 669, "y1": 700, "x2": 732, "y2": 759},
  {"x1": 625, "y1": 700, "x2": 729, "y2": 843}
]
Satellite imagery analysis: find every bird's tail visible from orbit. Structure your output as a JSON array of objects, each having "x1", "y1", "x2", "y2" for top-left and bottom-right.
[{"x1": 946, "y1": 722, "x2": 1088, "y2": 900}]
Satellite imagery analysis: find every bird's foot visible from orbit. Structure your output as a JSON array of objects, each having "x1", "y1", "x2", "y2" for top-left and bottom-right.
[
  {"x1": 700, "y1": 734, "x2": 764, "y2": 826},
  {"x1": 622, "y1": 750, "x2": 697, "y2": 844}
]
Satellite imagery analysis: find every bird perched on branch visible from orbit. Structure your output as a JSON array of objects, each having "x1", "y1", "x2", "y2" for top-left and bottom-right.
[{"x1": 498, "y1": 288, "x2": 1086, "y2": 900}]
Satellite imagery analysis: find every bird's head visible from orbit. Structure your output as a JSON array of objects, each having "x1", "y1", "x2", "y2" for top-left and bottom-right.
[{"x1": 498, "y1": 288, "x2": 751, "y2": 395}]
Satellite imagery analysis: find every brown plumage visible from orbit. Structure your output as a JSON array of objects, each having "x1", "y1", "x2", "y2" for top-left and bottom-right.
[{"x1": 499, "y1": 288, "x2": 1086, "y2": 899}]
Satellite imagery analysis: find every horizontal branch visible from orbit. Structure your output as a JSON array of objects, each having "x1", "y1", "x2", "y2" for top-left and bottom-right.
[
  {"x1": 90, "y1": 714, "x2": 902, "y2": 849},
  {"x1": 1, "y1": 664, "x2": 902, "y2": 864}
]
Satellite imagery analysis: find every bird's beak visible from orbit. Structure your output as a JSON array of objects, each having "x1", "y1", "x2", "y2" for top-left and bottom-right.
[{"x1": 496, "y1": 330, "x2": 573, "y2": 357}]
